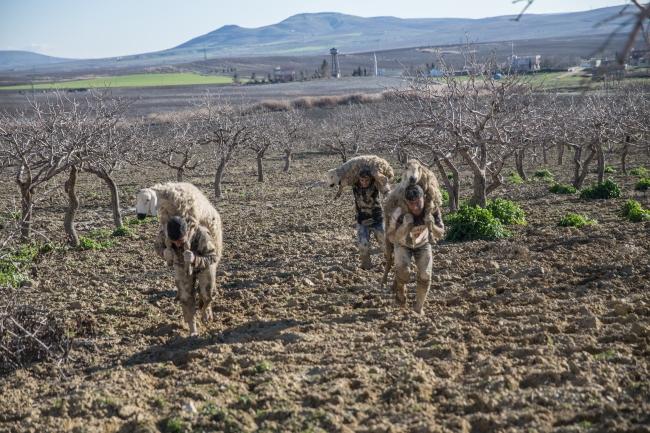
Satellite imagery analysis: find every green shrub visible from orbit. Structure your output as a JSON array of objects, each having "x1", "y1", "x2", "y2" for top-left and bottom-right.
[
  {"x1": 443, "y1": 204, "x2": 510, "y2": 242},
  {"x1": 557, "y1": 213, "x2": 598, "y2": 228},
  {"x1": 486, "y1": 198, "x2": 526, "y2": 225},
  {"x1": 78, "y1": 237, "x2": 115, "y2": 251},
  {"x1": 507, "y1": 172, "x2": 524, "y2": 184},
  {"x1": 629, "y1": 167, "x2": 649, "y2": 176},
  {"x1": 166, "y1": 417, "x2": 187, "y2": 433},
  {"x1": 124, "y1": 216, "x2": 157, "y2": 225},
  {"x1": 579, "y1": 178, "x2": 621, "y2": 199},
  {"x1": 604, "y1": 166, "x2": 616, "y2": 173},
  {"x1": 88, "y1": 229, "x2": 112, "y2": 238},
  {"x1": 447, "y1": 173, "x2": 454, "y2": 179},
  {"x1": 549, "y1": 183, "x2": 578, "y2": 194},
  {"x1": 440, "y1": 189, "x2": 450, "y2": 206},
  {"x1": 112, "y1": 226, "x2": 135, "y2": 237},
  {"x1": 534, "y1": 169, "x2": 554, "y2": 180},
  {"x1": 394, "y1": 175, "x2": 402, "y2": 183},
  {"x1": 86, "y1": 192, "x2": 98, "y2": 198},
  {"x1": 620, "y1": 200, "x2": 650, "y2": 223},
  {"x1": 634, "y1": 178, "x2": 650, "y2": 191}
]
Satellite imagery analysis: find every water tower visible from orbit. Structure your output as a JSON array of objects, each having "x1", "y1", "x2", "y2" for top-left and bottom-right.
[{"x1": 330, "y1": 48, "x2": 341, "y2": 78}]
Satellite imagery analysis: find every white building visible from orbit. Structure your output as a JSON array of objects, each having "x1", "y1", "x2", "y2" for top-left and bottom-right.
[{"x1": 508, "y1": 55, "x2": 541, "y2": 72}]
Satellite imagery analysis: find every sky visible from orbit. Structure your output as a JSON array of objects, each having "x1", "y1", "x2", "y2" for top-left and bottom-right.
[{"x1": 0, "y1": 0, "x2": 628, "y2": 59}]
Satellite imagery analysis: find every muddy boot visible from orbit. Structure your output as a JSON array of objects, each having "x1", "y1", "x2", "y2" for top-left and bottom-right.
[
  {"x1": 414, "y1": 281, "x2": 430, "y2": 315},
  {"x1": 201, "y1": 306, "x2": 213, "y2": 324},
  {"x1": 360, "y1": 252, "x2": 372, "y2": 270},
  {"x1": 392, "y1": 280, "x2": 407, "y2": 308}
]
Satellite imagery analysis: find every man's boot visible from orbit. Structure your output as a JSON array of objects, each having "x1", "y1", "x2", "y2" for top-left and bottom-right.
[
  {"x1": 360, "y1": 252, "x2": 372, "y2": 270},
  {"x1": 414, "y1": 280, "x2": 430, "y2": 315}
]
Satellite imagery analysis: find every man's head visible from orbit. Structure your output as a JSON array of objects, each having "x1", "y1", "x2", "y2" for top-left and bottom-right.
[
  {"x1": 404, "y1": 185, "x2": 425, "y2": 216},
  {"x1": 167, "y1": 216, "x2": 188, "y2": 248},
  {"x1": 358, "y1": 167, "x2": 372, "y2": 188}
]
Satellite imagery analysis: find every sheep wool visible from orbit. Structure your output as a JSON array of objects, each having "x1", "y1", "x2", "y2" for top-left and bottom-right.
[
  {"x1": 138, "y1": 182, "x2": 223, "y2": 264},
  {"x1": 326, "y1": 155, "x2": 394, "y2": 199}
]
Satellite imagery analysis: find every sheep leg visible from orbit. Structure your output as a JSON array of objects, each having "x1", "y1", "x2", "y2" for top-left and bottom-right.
[
  {"x1": 372, "y1": 170, "x2": 390, "y2": 194},
  {"x1": 197, "y1": 263, "x2": 216, "y2": 324},
  {"x1": 175, "y1": 265, "x2": 198, "y2": 337},
  {"x1": 334, "y1": 184, "x2": 344, "y2": 199}
]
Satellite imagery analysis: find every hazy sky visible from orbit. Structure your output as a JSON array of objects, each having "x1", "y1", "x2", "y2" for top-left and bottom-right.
[{"x1": 0, "y1": 0, "x2": 627, "y2": 59}]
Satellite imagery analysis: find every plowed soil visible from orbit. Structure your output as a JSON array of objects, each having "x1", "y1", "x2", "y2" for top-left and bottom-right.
[{"x1": 1, "y1": 149, "x2": 649, "y2": 433}]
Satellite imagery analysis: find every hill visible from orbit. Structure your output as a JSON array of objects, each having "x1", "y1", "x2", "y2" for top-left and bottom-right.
[
  {"x1": 0, "y1": 6, "x2": 632, "y2": 74},
  {"x1": 0, "y1": 51, "x2": 74, "y2": 69}
]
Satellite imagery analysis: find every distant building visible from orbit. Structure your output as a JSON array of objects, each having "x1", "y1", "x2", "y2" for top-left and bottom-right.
[
  {"x1": 639, "y1": 58, "x2": 650, "y2": 68},
  {"x1": 507, "y1": 55, "x2": 541, "y2": 72},
  {"x1": 630, "y1": 49, "x2": 650, "y2": 60},
  {"x1": 377, "y1": 69, "x2": 405, "y2": 77},
  {"x1": 273, "y1": 67, "x2": 295, "y2": 81}
]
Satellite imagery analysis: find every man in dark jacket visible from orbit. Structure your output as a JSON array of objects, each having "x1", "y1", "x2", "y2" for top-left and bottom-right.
[{"x1": 352, "y1": 167, "x2": 386, "y2": 270}]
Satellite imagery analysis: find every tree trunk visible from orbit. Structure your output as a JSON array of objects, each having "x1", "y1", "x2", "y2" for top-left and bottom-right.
[
  {"x1": 177, "y1": 167, "x2": 184, "y2": 182},
  {"x1": 596, "y1": 140, "x2": 605, "y2": 183},
  {"x1": 543, "y1": 146, "x2": 548, "y2": 165},
  {"x1": 64, "y1": 166, "x2": 80, "y2": 246},
  {"x1": 19, "y1": 183, "x2": 33, "y2": 244},
  {"x1": 86, "y1": 168, "x2": 123, "y2": 228},
  {"x1": 515, "y1": 150, "x2": 527, "y2": 180},
  {"x1": 436, "y1": 162, "x2": 457, "y2": 213},
  {"x1": 573, "y1": 144, "x2": 597, "y2": 189},
  {"x1": 460, "y1": 149, "x2": 487, "y2": 208},
  {"x1": 340, "y1": 147, "x2": 347, "y2": 163},
  {"x1": 256, "y1": 151, "x2": 265, "y2": 182},
  {"x1": 558, "y1": 144, "x2": 565, "y2": 166},
  {"x1": 214, "y1": 159, "x2": 228, "y2": 199},
  {"x1": 283, "y1": 149, "x2": 293, "y2": 172},
  {"x1": 621, "y1": 136, "x2": 630, "y2": 175}
]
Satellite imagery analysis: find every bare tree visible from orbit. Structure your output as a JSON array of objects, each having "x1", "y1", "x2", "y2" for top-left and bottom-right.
[
  {"x1": 193, "y1": 92, "x2": 253, "y2": 198},
  {"x1": 152, "y1": 111, "x2": 208, "y2": 182},
  {"x1": 247, "y1": 110, "x2": 276, "y2": 183},
  {"x1": 320, "y1": 105, "x2": 370, "y2": 163},
  {"x1": 276, "y1": 109, "x2": 311, "y2": 172}
]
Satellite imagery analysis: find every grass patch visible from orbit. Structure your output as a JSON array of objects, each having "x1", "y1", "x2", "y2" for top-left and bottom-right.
[
  {"x1": 112, "y1": 226, "x2": 135, "y2": 237},
  {"x1": 165, "y1": 417, "x2": 188, "y2": 433},
  {"x1": 534, "y1": 169, "x2": 554, "y2": 180},
  {"x1": 604, "y1": 166, "x2": 616, "y2": 174},
  {"x1": 557, "y1": 213, "x2": 598, "y2": 228},
  {"x1": 447, "y1": 173, "x2": 454, "y2": 179},
  {"x1": 443, "y1": 204, "x2": 510, "y2": 242},
  {"x1": 634, "y1": 178, "x2": 650, "y2": 191},
  {"x1": 124, "y1": 216, "x2": 157, "y2": 225},
  {"x1": 594, "y1": 350, "x2": 617, "y2": 360},
  {"x1": 549, "y1": 183, "x2": 577, "y2": 194},
  {"x1": 629, "y1": 167, "x2": 649, "y2": 176},
  {"x1": 486, "y1": 198, "x2": 526, "y2": 225},
  {"x1": 440, "y1": 189, "x2": 450, "y2": 206},
  {"x1": 0, "y1": 243, "x2": 40, "y2": 287},
  {"x1": 0, "y1": 73, "x2": 236, "y2": 90},
  {"x1": 78, "y1": 237, "x2": 115, "y2": 251},
  {"x1": 253, "y1": 361, "x2": 273, "y2": 374},
  {"x1": 579, "y1": 178, "x2": 621, "y2": 199},
  {"x1": 507, "y1": 172, "x2": 524, "y2": 184},
  {"x1": 619, "y1": 200, "x2": 650, "y2": 222},
  {"x1": 88, "y1": 229, "x2": 112, "y2": 238}
]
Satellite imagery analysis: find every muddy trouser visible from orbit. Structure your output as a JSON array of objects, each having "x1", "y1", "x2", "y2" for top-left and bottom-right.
[
  {"x1": 173, "y1": 262, "x2": 217, "y2": 334},
  {"x1": 392, "y1": 242, "x2": 432, "y2": 312},
  {"x1": 357, "y1": 222, "x2": 385, "y2": 269}
]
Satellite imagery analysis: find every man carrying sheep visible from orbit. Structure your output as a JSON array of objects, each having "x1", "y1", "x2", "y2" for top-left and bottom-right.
[
  {"x1": 154, "y1": 216, "x2": 218, "y2": 337},
  {"x1": 386, "y1": 184, "x2": 444, "y2": 314},
  {"x1": 353, "y1": 167, "x2": 386, "y2": 270}
]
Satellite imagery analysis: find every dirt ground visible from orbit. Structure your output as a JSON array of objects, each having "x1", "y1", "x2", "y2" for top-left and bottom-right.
[{"x1": 1, "y1": 147, "x2": 649, "y2": 433}]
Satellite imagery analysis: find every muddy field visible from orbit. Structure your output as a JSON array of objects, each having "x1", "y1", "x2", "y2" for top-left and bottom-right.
[{"x1": 1, "y1": 146, "x2": 650, "y2": 433}]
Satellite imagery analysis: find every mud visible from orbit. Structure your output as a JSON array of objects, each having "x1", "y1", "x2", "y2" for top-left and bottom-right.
[{"x1": 0, "y1": 149, "x2": 649, "y2": 433}]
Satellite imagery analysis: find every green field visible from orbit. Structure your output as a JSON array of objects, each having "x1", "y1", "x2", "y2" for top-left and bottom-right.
[{"x1": 0, "y1": 73, "x2": 237, "y2": 90}]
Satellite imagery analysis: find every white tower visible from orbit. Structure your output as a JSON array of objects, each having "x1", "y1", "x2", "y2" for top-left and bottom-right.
[
  {"x1": 330, "y1": 48, "x2": 341, "y2": 78},
  {"x1": 374, "y1": 53, "x2": 378, "y2": 76}
]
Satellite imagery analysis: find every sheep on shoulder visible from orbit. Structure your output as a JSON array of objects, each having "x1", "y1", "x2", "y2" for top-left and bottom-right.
[
  {"x1": 401, "y1": 159, "x2": 443, "y2": 244},
  {"x1": 136, "y1": 182, "x2": 223, "y2": 272},
  {"x1": 326, "y1": 155, "x2": 394, "y2": 199}
]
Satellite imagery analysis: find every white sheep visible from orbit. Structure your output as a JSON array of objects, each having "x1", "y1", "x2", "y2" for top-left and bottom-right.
[
  {"x1": 325, "y1": 155, "x2": 394, "y2": 199},
  {"x1": 136, "y1": 182, "x2": 223, "y2": 268}
]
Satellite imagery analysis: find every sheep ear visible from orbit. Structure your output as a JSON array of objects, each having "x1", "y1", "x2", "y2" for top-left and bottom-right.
[{"x1": 150, "y1": 194, "x2": 158, "y2": 216}]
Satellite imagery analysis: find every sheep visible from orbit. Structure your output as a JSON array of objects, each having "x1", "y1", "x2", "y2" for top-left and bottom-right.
[
  {"x1": 136, "y1": 182, "x2": 223, "y2": 271},
  {"x1": 325, "y1": 155, "x2": 394, "y2": 199}
]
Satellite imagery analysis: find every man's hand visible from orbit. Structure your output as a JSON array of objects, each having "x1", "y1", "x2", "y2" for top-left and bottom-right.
[
  {"x1": 163, "y1": 248, "x2": 173, "y2": 262},
  {"x1": 183, "y1": 250, "x2": 195, "y2": 263},
  {"x1": 403, "y1": 214, "x2": 414, "y2": 225}
]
